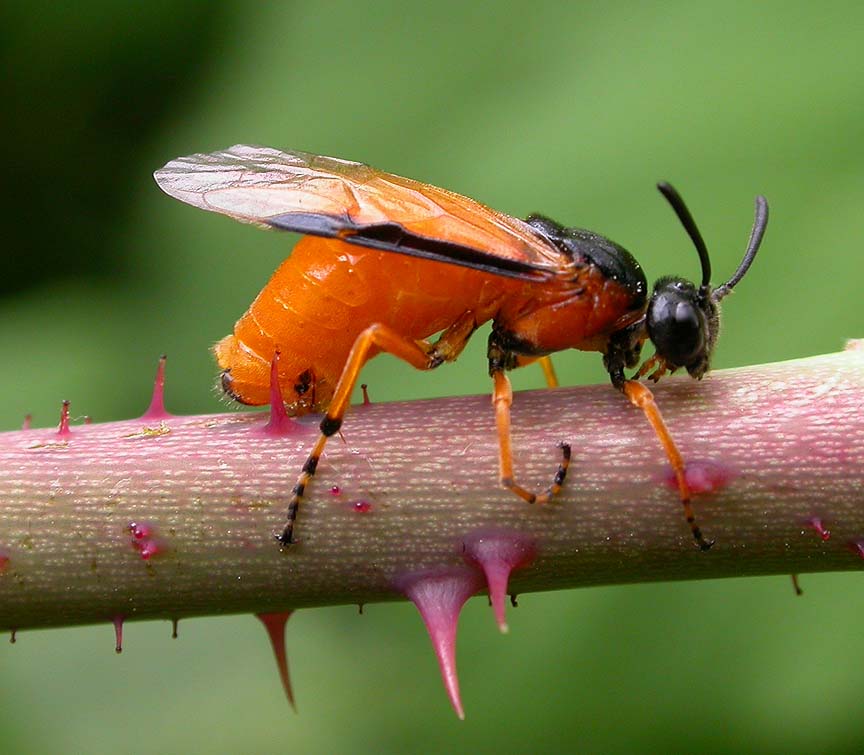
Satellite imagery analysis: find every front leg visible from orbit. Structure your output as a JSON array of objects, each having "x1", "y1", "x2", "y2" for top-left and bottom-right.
[
  {"x1": 619, "y1": 379, "x2": 712, "y2": 551},
  {"x1": 605, "y1": 325, "x2": 712, "y2": 550}
]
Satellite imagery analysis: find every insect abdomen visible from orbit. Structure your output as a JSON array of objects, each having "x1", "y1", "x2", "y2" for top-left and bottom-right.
[{"x1": 215, "y1": 236, "x2": 506, "y2": 411}]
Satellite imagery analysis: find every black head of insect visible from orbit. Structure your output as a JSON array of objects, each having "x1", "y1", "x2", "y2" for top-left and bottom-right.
[{"x1": 641, "y1": 182, "x2": 769, "y2": 381}]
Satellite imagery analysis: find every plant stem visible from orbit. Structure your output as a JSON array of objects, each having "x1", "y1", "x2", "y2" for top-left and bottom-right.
[{"x1": 1, "y1": 345, "x2": 862, "y2": 632}]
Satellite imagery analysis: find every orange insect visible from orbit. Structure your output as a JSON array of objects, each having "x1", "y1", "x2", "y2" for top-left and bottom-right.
[{"x1": 154, "y1": 145, "x2": 768, "y2": 549}]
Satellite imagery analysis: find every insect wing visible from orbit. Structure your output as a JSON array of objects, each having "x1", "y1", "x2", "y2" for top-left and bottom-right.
[{"x1": 154, "y1": 145, "x2": 567, "y2": 280}]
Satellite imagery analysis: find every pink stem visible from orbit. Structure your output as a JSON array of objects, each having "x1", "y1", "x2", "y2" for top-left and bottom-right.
[{"x1": 0, "y1": 346, "x2": 861, "y2": 632}]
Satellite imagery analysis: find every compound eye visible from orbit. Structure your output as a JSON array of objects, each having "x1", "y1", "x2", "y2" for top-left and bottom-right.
[{"x1": 647, "y1": 285, "x2": 707, "y2": 369}]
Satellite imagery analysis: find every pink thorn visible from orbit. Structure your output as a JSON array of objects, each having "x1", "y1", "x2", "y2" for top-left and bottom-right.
[
  {"x1": 361, "y1": 383, "x2": 371, "y2": 405},
  {"x1": 141, "y1": 355, "x2": 172, "y2": 420},
  {"x1": 805, "y1": 517, "x2": 831, "y2": 541},
  {"x1": 0, "y1": 550, "x2": 9, "y2": 574},
  {"x1": 662, "y1": 459, "x2": 736, "y2": 494},
  {"x1": 396, "y1": 568, "x2": 484, "y2": 719},
  {"x1": 113, "y1": 615, "x2": 125, "y2": 654},
  {"x1": 128, "y1": 521, "x2": 165, "y2": 560},
  {"x1": 22, "y1": 414, "x2": 32, "y2": 430},
  {"x1": 84, "y1": 415, "x2": 92, "y2": 425},
  {"x1": 171, "y1": 618, "x2": 179, "y2": 639},
  {"x1": 261, "y1": 351, "x2": 299, "y2": 436},
  {"x1": 462, "y1": 529, "x2": 537, "y2": 633},
  {"x1": 127, "y1": 522, "x2": 165, "y2": 561},
  {"x1": 256, "y1": 611, "x2": 297, "y2": 711},
  {"x1": 138, "y1": 540, "x2": 163, "y2": 560},
  {"x1": 848, "y1": 541, "x2": 864, "y2": 559},
  {"x1": 56, "y1": 400, "x2": 72, "y2": 438},
  {"x1": 129, "y1": 521, "x2": 154, "y2": 540},
  {"x1": 329, "y1": 485, "x2": 342, "y2": 496},
  {"x1": 350, "y1": 500, "x2": 373, "y2": 513}
]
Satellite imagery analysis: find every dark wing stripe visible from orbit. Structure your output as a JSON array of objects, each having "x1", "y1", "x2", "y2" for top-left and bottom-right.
[{"x1": 266, "y1": 213, "x2": 553, "y2": 281}]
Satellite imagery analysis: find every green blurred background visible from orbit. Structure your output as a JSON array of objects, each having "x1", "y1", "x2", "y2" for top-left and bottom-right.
[{"x1": 2, "y1": 2, "x2": 863, "y2": 753}]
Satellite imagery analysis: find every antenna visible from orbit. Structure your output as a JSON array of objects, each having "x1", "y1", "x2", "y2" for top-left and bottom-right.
[
  {"x1": 711, "y1": 195, "x2": 768, "y2": 301},
  {"x1": 657, "y1": 181, "x2": 711, "y2": 289}
]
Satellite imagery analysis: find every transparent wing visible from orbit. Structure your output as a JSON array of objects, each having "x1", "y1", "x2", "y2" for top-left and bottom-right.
[{"x1": 154, "y1": 145, "x2": 569, "y2": 281}]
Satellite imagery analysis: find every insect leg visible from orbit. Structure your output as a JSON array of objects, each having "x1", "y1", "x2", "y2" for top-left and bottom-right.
[
  {"x1": 277, "y1": 318, "x2": 474, "y2": 547},
  {"x1": 514, "y1": 355, "x2": 559, "y2": 388},
  {"x1": 491, "y1": 369, "x2": 571, "y2": 504},
  {"x1": 514, "y1": 354, "x2": 558, "y2": 388},
  {"x1": 427, "y1": 311, "x2": 477, "y2": 364},
  {"x1": 537, "y1": 356, "x2": 559, "y2": 388},
  {"x1": 622, "y1": 380, "x2": 713, "y2": 551}
]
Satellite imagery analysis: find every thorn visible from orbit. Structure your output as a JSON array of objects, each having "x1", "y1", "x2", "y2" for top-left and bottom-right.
[
  {"x1": 56, "y1": 400, "x2": 72, "y2": 438},
  {"x1": 138, "y1": 540, "x2": 162, "y2": 560},
  {"x1": 261, "y1": 351, "x2": 299, "y2": 436},
  {"x1": 22, "y1": 414, "x2": 32, "y2": 430},
  {"x1": 848, "y1": 540, "x2": 864, "y2": 559},
  {"x1": 171, "y1": 618, "x2": 179, "y2": 639},
  {"x1": 255, "y1": 611, "x2": 296, "y2": 711},
  {"x1": 10, "y1": 629, "x2": 17, "y2": 644},
  {"x1": 805, "y1": 517, "x2": 831, "y2": 541},
  {"x1": 662, "y1": 458, "x2": 736, "y2": 494},
  {"x1": 83, "y1": 415, "x2": 92, "y2": 425},
  {"x1": 142, "y1": 355, "x2": 172, "y2": 420},
  {"x1": 128, "y1": 521, "x2": 165, "y2": 560},
  {"x1": 361, "y1": 383, "x2": 371, "y2": 405},
  {"x1": 396, "y1": 568, "x2": 484, "y2": 719},
  {"x1": 790, "y1": 574, "x2": 803, "y2": 596},
  {"x1": 113, "y1": 615, "x2": 125, "y2": 653},
  {"x1": 0, "y1": 550, "x2": 9, "y2": 574},
  {"x1": 462, "y1": 529, "x2": 537, "y2": 633},
  {"x1": 129, "y1": 521, "x2": 154, "y2": 540}
]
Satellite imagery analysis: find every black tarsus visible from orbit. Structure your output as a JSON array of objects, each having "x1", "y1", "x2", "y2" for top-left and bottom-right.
[{"x1": 320, "y1": 415, "x2": 342, "y2": 437}]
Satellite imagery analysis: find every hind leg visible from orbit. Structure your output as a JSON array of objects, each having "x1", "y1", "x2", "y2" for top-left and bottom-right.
[{"x1": 278, "y1": 314, "x2": 476, "y2": 547}]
